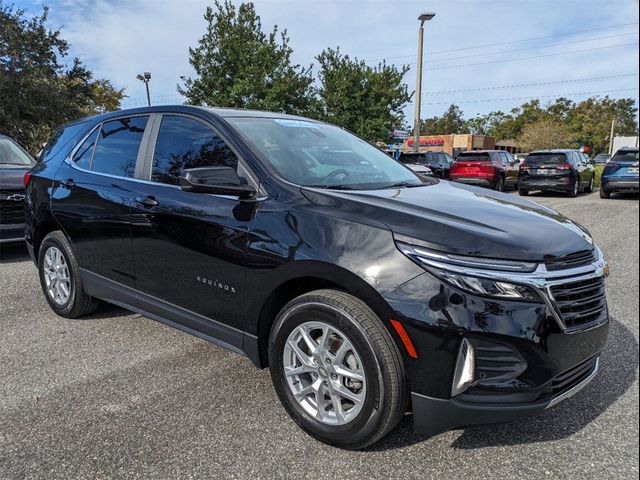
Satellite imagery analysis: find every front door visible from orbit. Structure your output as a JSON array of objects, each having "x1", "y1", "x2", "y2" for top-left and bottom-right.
[{"x1": 130, "y1": 114, "x2": 256, "y2": 339}]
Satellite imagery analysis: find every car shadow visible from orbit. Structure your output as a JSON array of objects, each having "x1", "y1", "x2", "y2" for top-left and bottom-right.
[
  {"x1": 368, "y1": 316, "x2": 638, "y2": 451},
  {"x1": 605, "y1": 192, "x2": 639, "y2": 201},
  {"x1": 0, "y1": 243, "x2": 30, "y2": 263}
]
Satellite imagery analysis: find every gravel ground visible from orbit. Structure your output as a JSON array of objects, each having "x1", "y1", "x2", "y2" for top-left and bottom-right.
[{"x1": 0, "y1": 190, "x2": 638, "y2": 480}]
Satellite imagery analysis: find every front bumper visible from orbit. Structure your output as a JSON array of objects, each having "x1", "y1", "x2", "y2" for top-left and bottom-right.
[
  {"x1": 411, "y1": 356, "x2": 600, "y2": 436},
  {"x1": 382, "y1": 247, "x2": 609, "y2": 437},
  {"x1": 0, "y1": 223, "x2": 26, "y2": 244}
]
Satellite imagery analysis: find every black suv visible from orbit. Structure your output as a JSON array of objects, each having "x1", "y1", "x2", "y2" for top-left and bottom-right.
[
  {"x1": 25, "y1": 106, "x2": 609, "y2": 449},
  {"x1": 398, "y1": 150, "x2": 454, "y2": 178},
  {"x1": 518, "y1": 149, "x2": 596, "y2": 197},
  {"x1": 1, "y1": 134, "x2": 35, "y2": 244}
]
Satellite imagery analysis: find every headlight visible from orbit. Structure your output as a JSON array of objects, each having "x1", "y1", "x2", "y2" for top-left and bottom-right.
[{"x1": 397, "y1": 242, "x2": 541, "y2": 301}]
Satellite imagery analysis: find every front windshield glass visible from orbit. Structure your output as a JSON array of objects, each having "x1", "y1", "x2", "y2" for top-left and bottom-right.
[
  {"x1": 0, "y1": 138, "x2": 33, "y2": 166},
  {"x1": 227, "y1": 117, "x2": 422, "y2": 189}
]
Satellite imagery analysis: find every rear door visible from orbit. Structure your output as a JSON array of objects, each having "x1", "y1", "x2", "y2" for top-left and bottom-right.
[
  {"x1": 51, "y1": 115, "x2": 151, "y2": 287},
  {"x1": 129, "y1": 113, "x2": 258, "y2": 338}
]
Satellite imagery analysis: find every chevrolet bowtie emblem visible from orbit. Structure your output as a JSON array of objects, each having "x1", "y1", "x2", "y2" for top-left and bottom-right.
[{"x1": 6, "y1": 194, "x2": 25, "y2": 202}]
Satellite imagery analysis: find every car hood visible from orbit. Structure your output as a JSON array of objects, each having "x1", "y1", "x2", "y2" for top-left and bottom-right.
[
  {"x1": 0, "y1": 165, "x2": 30, "y2": 190},
  {"x1": 301, "y1": 180, "x2": 594, "y2": 262}
]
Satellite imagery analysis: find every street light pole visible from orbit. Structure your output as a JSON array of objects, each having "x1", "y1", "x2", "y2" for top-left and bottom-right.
[
  {"x1": 413, "y1": 13, "x2": 435, "y2": 152},
  {"x1": 136, "y1": 72, "x2": 152, "y2": 106}
]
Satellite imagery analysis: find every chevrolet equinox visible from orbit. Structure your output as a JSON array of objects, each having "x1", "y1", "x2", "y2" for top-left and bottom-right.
[{"x1": 25, "y1": 106, "x2": 609, "y2": 449}]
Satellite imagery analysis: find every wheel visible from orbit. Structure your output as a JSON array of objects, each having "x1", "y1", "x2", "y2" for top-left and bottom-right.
[
  {"x1": 568, "y1": 180, "x2": 579, "y2": 197},
  {"x1": 600, "y1": 187, "x2": 611, "y2": 199},
  {"x1": 494, "y1": 176, "x2": 505, "y2": 192},
  {"x1": 38, "y1": 231, "x2": 99, "y2": 318},
  {"x1": 519, "y1": 188, "x2": 529, "y2": 196},
  {"x1": 268, "y1": 289, "x2": 407, "y2": 450},
  {"x1": 585, "y1": 175, "x2": 595, "y2": 193}
]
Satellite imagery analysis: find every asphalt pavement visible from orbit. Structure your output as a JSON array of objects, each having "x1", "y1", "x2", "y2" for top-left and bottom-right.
[{"x1": 1, "y1": 190, "x2": 638, "y2": 480}]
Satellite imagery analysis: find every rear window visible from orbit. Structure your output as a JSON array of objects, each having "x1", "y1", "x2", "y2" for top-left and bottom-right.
[
  {"x1": 456, "y1": 152, "x2": 490, "y2": 162},
  {"x1": 398, "y1": 153, "x2": 426, "y2": 164},
  {"x1": 524, "y1": 153, "x2": 568, "y2": 165},
  {"x1": 611, "y1": 150, "x2": 639, "y2": 162},
  {"x1": 40, "y1": 121, "x2": 89, "y2": 164}
]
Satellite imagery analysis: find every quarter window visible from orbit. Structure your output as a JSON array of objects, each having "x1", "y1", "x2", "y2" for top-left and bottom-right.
[
  {"x1": 74, "y1": 128, "x2": 98, "y2": 170},
  {"x1": 91, "y1": 116, "x2": 149, "y2": 178},
  {"x1": 151, "y1": 116, "x2": 239, "y2": 185}
]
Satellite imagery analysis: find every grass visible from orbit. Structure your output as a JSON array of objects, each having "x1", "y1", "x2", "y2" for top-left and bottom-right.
[{"x1": 594, "y1": 165, "x2": 604, "y2": 188}]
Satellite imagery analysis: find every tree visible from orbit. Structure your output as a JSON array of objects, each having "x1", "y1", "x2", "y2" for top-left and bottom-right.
[
  {"x1": 464, "y1": 111, "x2": 507, "y2": 136},
  {"x1": 516, "y1": 119, "x2": 576, "y2": 151},
  {"x1": 313, "y1": 48, "x2": 411, "y2": 142},
  {"x1": 0, "y1": 3, "x2": 124, "y2": 153},
  {"x1": 420, "y1": 104, "x2": 467, "y2": 135},
  {"x1": 179, "y1": 1, "x2": 314, "y2": 115}
]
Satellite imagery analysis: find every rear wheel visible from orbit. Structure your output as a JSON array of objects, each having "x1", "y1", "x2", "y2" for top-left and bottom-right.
[
  {"x1": 494, "y1": 176, "x2": 505, "y2": 192},
  {"x1": 38, "y1": 231, "x2": 99, "y2": 318},
  {"x1": 600, "y1": 187, "x2": 611, "y2": 199},
  {"x1": 585, "y1": 175, "x2": 595, "y2": 193},
  {"x1": 568, "y1": 180, "x2": 580, "y2": 197},
  {"x1": 269, "y1": 289, "x2": 407, "y2": 450},
  {"x1": 519, "y1": 188, "x2": 529, "y2": 196}
]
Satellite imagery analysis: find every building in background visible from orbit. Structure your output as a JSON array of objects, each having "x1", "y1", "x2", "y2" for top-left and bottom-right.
[{"x1": 405, "y1": 134, "x2": 496, "y2": 157}]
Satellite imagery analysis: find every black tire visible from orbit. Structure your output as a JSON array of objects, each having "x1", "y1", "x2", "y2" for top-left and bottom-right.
[
  {"x1": 600, "y1": 187, "x2": 611, "y2": 199},
  {"x1": 38, "y1": 231, "x2": 99, "y2": 318},
  {"x1": 268, "y1": 289, "x2": 407, "y2": 450},
  {"x1": 494, "y1": 176, "x2": 505, "y2": 192},
  {"x1": 585, "y1": 175, "x2": 595, "y2": 193},
  {"x1": 519, "y1": 188, "x2": 529, "y2": 196},
  {"x1": 568, "y1": 180, "x2": 580, "y2": 197}
]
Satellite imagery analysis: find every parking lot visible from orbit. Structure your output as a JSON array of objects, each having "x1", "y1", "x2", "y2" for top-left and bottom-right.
[{"x1": 0, "y1": 191, "x2": 638, "y2": 480}]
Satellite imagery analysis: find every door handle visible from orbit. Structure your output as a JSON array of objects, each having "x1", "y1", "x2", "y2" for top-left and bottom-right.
[
  {"x1": 135, "y1": 196, "x2": 159, "y2": 208},
  {"x1": 60, "y1": 178, "x2": 75, "y2": 189}
]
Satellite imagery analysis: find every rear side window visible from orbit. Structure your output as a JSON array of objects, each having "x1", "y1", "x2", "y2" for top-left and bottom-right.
[
  {"x1": 612, "y1": 150, "x2": 639, "y2": 162},
  {"x1": 456, "y1": 152, "x2": 490, "y2": 162},
  {"x1": 73, "y1": 128, "x2": 99, "y2": 170},
  {"x1": 525, "y1": 153, "x2": 568, "y2": 165},
  {"x1": 151, "y1": 116, "x2": 239, "y2": 185},
  {"x1": 398, "y1": 153, "x2": 426, "y2": 165},
  {"x1": 91, "y1": 116, "x2": 149, "y2": 178}
]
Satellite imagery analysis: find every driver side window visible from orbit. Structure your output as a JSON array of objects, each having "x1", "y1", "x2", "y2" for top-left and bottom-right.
[{"x1": 151, "y1": 116, "x2": 239, "y2": 186}]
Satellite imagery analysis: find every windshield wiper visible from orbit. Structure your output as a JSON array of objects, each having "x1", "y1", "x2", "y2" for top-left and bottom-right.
[
  {"x1": 376, "y1": 182, "x2": 423, "y2": 189},
  {"x1": 306, "y1": 184, "x2": 357, "y2": 190}
]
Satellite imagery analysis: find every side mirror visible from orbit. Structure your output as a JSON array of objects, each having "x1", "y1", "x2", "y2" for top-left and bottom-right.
[{"x1": 179, "y1": 166, "x2": 257, "y2": 199}]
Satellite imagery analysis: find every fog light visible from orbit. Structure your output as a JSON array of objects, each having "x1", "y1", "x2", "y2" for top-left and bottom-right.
[{"x1": 451, "y1": 338, "x2": 475, "y2": 397}]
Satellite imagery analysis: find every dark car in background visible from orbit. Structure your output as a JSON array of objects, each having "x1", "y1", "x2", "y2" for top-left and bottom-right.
[
  {"x1": 600, "y1": 147, "x2": 639, "y2": 198},
  {"x1": 518, "y1": 149, "x2": 595, "y2": 197},
  {"x1": 0, "y1": 135, "x2": 35, "y2": 244},
  {"x1": 398, "y1": 150, "x2": 454, "y2": 178},
  {"x1": 25, "y1": 106, "x2": 608, "y2": 449},
  {"x1": 449, "y1": 150, "x2": 509, "y2": 191},
  {"x1": 593, "y1": 153, "x2": 610, "y2": 165}
]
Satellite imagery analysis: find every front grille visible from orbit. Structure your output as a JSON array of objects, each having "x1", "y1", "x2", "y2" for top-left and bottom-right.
[
  {"x1": 550, "y1": 356, "x2": 598, "y2": 397},
  {"x1": 0, "y1": 190, "x2": 25, "y2": 225},
  {"x1": 550, "y1": 276, "x2": 607, "y2": 330},
  {"x1": 545, "y1": 250, "x2": 595, "y2": 271}
]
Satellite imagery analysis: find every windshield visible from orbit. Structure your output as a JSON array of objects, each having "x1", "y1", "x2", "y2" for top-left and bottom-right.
[
  {"x1": 524, "y1": 153, "x2": 568, "y2": 165},
  {"x1": 227, "y1": 118, "x2": 422, "y2": 189},
  {"x1": 611, "y1": 150, "x2": 639, "y2": 162},
  {"x1": 0, "y1": 138, "x2": 33, "y2": 166}
]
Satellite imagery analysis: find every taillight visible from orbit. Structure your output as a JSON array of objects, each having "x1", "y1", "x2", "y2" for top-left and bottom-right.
[
  {"x1": 556, "y1": 164, "x2": 573, "y2": 170},
  {"x1": 520, "y1": 163, "x2": 531, "y2": 171},
  {"x1": 24, "y1": 172, "x2": 32, "y2": 187}
]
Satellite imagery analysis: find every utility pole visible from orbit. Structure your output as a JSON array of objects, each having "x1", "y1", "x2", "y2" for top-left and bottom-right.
[
  {"x1": 413, "y1": 13, "x2": 435, "y2": 152},
  {"x1": 136, "y1": 72, "x2": 152, "y2": 106},
  {"x1": 608, "y1": 118, "x2": 616, "y2": 156}
]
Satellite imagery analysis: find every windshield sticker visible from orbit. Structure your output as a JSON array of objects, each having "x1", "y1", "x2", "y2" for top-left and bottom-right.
[{"x1": 273, "y1": 119, "x2": 320, "y2": 129}]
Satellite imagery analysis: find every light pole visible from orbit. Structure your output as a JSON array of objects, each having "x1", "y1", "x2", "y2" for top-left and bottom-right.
[
  {"x1": 413, "y1": 12, "x2": 435, "y2": 152},
  {"x1": 136, "y1": 72, "x2": 152, "y2": 106}
]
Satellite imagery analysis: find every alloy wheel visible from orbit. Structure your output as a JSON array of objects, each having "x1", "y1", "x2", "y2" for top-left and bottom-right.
[
  {"x1": 43, "y1": 246, "x2": 71, "y2": 306},
  {"x1": 283, "y1": 321, "x2": 367, "y2": 426}
]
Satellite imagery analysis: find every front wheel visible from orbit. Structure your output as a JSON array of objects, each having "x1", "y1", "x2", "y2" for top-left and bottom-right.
[
  {"x1": 268, "y1": 290, "x2": 407, "y2": 449},
  {"x1": 585, "y1": 175, "x2": 595, "y2": 193}
]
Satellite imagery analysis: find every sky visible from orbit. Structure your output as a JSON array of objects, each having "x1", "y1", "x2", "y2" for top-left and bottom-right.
[{"x1": 11, "y1": 0, "x2": 640, "y2": 122}]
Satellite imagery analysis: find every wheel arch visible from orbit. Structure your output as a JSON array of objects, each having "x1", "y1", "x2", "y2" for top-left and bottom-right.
[{"x1": 247, "y1": 261, "x2": 398, "y2": 369}]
